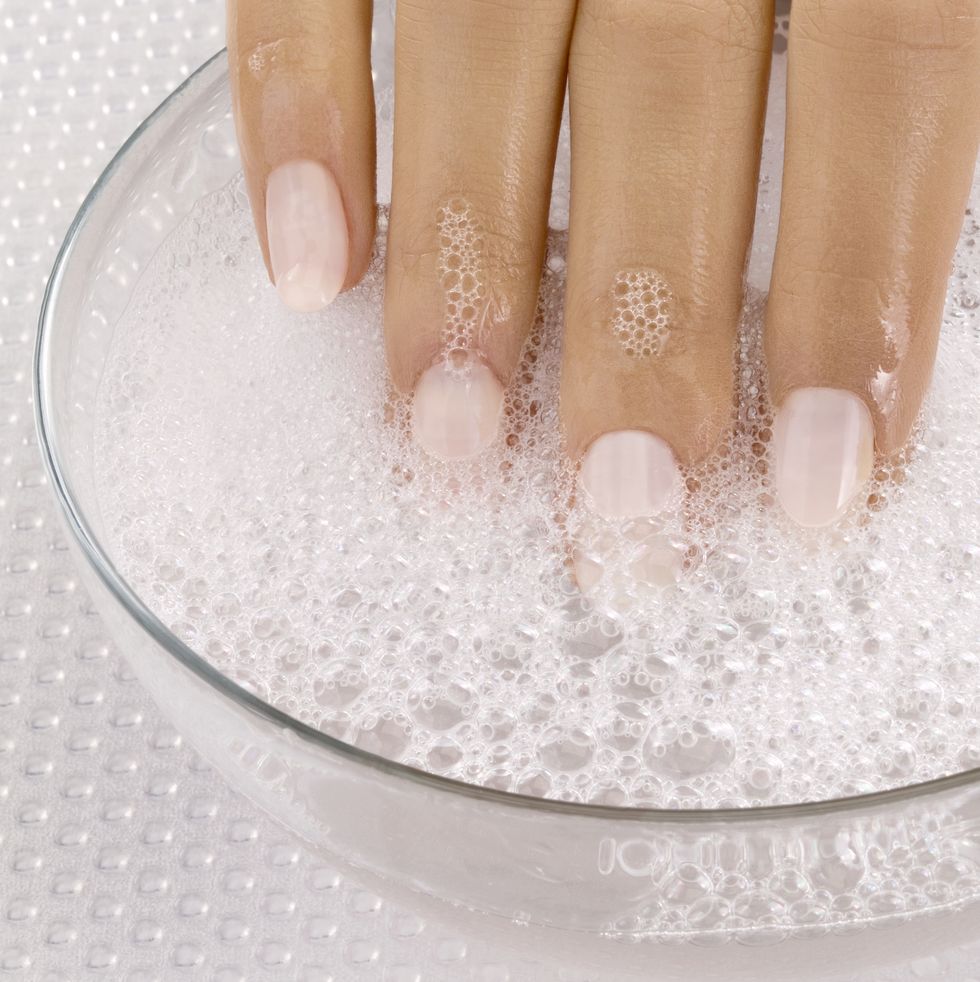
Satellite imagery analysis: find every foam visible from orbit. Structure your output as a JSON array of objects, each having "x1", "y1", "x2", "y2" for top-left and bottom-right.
[
  {"x1": 92, "y1": 173, "x2": 980, "y2": 809},
  {"x1": 437, "y1": 197, "x2": 491, "y2": 355},
  {"x1": 610, "y1": 269, "x2": 673, "y2": 358}
]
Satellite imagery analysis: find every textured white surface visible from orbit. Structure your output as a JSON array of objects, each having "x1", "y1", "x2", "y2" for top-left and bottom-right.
[
  {"x1": 3, "y1": 1, "x2": 980, "y2": 979},
  {"x1": 0, "y1": 3, "x2": 552, "y2": 979}
]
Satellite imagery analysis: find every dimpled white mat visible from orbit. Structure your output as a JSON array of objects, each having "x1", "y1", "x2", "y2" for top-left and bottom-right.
[
  {"x1": 4, "y1": 1, "x2": 980, "y2": 980},
  {"x1": 0, "y1": 3, "x2": 586, "y2": 979}
]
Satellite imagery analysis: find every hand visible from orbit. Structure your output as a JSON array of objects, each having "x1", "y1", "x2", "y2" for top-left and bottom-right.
[{"x1": 228, "y1": 0, "x2": 980, "y2": 528}]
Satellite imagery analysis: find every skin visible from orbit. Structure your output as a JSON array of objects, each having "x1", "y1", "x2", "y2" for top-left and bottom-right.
[
  {"x1": 228, "y1": 0, "x2": 376, "y2": 289},
  {"x1": 562, "y1": 0, "x2": 773, "y2": 465},
  {"x1": 228, "y1": 0, "x2": 980, "y2": 487},
  {"x1": 384, "y1": 0, "x2": 577, "y2": 392},
  {"x1": 767, "y1": 0, "x2": 980, "y2": 454}
]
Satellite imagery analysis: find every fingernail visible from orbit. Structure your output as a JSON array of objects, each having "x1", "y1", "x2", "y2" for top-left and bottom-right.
[
  {"x1": 773, "y1": 387, "x2": 874, "y2": 527},
  {"x1": 579, "y1": 430, "x2": 681, "y2": 519},
  {"x1": 265, "y1": 160, "x2": 349, "y2": 313},
  {"x1": 412, "y1": 351, "x2": 504, "y2": 460}
]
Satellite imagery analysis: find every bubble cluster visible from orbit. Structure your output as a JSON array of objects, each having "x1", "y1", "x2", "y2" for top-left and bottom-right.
[
  {"x1": 92, "y1": 174, "x2": 980, "y2": 810},
  {"x1": 610, "y1": 269, "x2": 673, "y2": 357},
  {"x1": 437, "y1": 198, "x2": 489, "y2": 353}
]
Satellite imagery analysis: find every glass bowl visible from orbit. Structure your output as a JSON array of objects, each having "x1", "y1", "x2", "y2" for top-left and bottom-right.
[{"x1": 35, "y1": 36, "x2": 980, "y2": 982}]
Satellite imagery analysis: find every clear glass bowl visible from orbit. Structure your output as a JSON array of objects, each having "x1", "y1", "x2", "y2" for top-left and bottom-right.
[{"x1": 35, "y1": 41, "x2": 980, "y2": 979}]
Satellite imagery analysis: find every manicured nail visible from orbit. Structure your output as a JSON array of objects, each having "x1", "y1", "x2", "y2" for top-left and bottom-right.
[
  {"x1": 773, "y1": 387, "x2": 874, "y2": 528},
  {"x1": 265, "y1": 160, "x2": 349, "y2": 313},
  {"x1": 412, "y1": 351, "x2": 504, "y2": 460},
  {"x1": 579, "y1": 430, "x2": 680, "y2": 519}
]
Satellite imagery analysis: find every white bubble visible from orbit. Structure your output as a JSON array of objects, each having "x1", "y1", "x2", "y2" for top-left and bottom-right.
[{"x1": 92, "y1": 175, "x2": 980, "y2": 810}]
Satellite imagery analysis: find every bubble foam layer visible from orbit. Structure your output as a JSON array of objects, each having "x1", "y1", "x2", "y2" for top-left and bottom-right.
[
  {"x1": 611, "y1": 269, "x2": 673, "y2": 358},
  {"x1": 93, "y1": 180, "x2": 980, "y2": 809},
  {"x1": 437, "y1": 197, "x2": 489, "y2": 353}
]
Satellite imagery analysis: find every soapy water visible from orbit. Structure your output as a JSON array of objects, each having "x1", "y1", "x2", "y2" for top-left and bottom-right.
[
  {"x1": 437, "y1": 197, "x2": 492, "y2": 354},
  {"x1": 610, "y1": 269, "x2": 673, "y2": 358},
  {"x1": 92, "y1": 179, "x2": 980, "y2": 809}
]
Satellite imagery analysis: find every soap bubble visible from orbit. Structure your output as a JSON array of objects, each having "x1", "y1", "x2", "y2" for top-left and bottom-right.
[{"x1": 93, "y1": 174, "x2": 980, "y2": 811}]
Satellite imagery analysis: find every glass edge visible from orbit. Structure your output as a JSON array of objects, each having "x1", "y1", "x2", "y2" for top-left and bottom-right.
[{"x1": 32, "y1": 49, "x2": 980, "y2": 828}]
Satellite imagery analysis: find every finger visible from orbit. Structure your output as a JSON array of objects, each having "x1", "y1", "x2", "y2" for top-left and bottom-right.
[
  {"x1": 228, "y1": 0, "x2": 376, "y2": 312},
  {"x1": 562, "y1": 0, "x2": 773, "y2": 517},
  {"x1": 766, "y1": 0, "x2": 980, "y2": 527},
  {"x1": 385, "y1": 0, "x2": 576, "y2": 459}
]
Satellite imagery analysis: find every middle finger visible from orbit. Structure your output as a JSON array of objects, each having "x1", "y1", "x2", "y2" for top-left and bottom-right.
[{"x1": 562, "y1": 0, "x2": 774, "y2": 520}]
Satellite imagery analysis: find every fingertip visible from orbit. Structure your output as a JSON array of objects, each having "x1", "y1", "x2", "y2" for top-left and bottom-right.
[
  {"x1": 578, "y1": 430, "x2": 682, "y2": 521},
  {"x1": 571, "y1": 505, "x2": 686, "y2": 605},
  {"x1": 411, "y1": 350, "x2": 505, "y2": 461},
  {"x1": 772, "y1": 387, "x2": 875, "y2": 528},
  {"x1": 570, "y1": 429, "x2": 685, "y2": 596},
  {"x1": 265, "y1": 159, "x2": 349, "y2": 313},
  {"x1": 228, "y1": 1, "x2": 377, "y2": 312}
]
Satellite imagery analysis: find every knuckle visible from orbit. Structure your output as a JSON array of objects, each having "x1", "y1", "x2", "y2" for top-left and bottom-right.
[
  {"x1": 793, "y1": 0, "x2": 980, "y2": 54},
  {"x1": 400, "y1": 0, "x2": 574, "y2": 32},
  {"x1": 586, "y1": 0, "x2": 771, "y2": 56}
]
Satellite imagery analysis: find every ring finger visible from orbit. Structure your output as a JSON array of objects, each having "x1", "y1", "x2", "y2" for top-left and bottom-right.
[{"x1": 766, "y1": 0, "x2": 980, "y2": 527}]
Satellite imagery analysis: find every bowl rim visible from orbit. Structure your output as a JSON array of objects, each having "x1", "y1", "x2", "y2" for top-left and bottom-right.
[{"x1": 34, "y1": 48, "x2": 980, "y2": 826}]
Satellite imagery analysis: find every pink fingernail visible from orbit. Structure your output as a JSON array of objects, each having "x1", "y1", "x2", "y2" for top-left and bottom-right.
[
  {"x1": 412, "y1": 350, "x2": 504, "y2": 460},
  {"x1": 773, "y1": 387, "x2": 874, "y2": 527},
  {"x1": 579, "y1": 430, "x2": 681, "y2": 519},
  {"x1": 265, "y1": 160, "x2": 349, "y2": 313}
]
